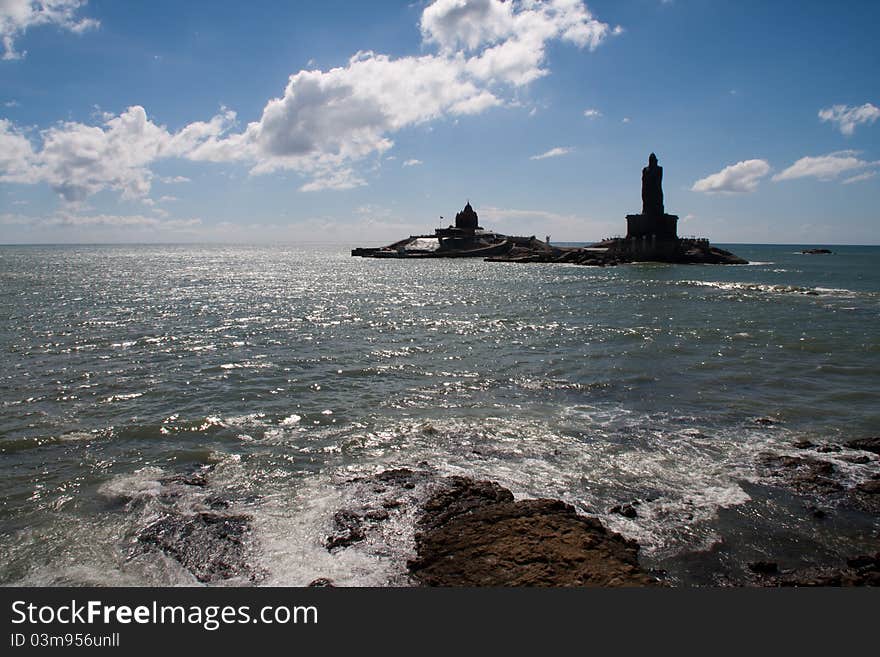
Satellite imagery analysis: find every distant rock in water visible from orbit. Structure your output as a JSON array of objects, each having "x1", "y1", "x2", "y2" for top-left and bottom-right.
[
  {"x1": 351, "y1": 201, "x2": 547, "y2": 260},
  {"x1": 802, "y1": 248, "x2": 833, "y2": 254}
]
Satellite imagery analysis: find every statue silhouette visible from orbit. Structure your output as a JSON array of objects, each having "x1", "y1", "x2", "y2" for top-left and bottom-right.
[{"x1": 641, "y1": 153, "x2": 664, "y2": 216}]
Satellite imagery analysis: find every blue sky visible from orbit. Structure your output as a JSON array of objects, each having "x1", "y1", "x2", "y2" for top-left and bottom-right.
[{"x1": 1, "y1": 0, "x2": 878, "y2": 244}]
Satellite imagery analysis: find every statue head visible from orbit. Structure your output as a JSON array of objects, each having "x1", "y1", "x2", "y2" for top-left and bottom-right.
[{"x1": 648, "y1": 153, "x2": 658, "y2": 167}]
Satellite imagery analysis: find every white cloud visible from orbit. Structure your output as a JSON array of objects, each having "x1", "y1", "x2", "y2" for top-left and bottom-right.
[
  {"x1": 4, "y1": 99, "x2": 19, "y2": 107},
  {"x1": 420, "y1": 0, "x2": 515, "y2": 52},
  {"x1": 0, "y1": 1, "x2": 617, "y2": 196},
  {"x1": 159, "y1": 175, "x2": 191, "y2": 184},
  {"x1": 0, "y1": 105, "x2": 235, "y2": 202},
  {"x1": 841, "y1": 170, "x2": 877, "y2": 185},
  {"x1": 530, "y1": 146, "x2": 573, "y2": 160},
  {"x1": 0, "y1": 118, "x2": 37, "y2": 181},
  {"x1": 772, "y1": 151, "x2": 879, "y2": 182},
  {"x1": 621, "y1": 117, "x2": 630, "y2": 123},
  {"x1": 2, "y1": 211, "x2": 201, "y2": 230},
  {"x1": 298, "y1": 168, "x2": 365, "y2": 192},
  {"x1": 583, "y1": 108, "x2": 601, "y2": 118},
  {"x1": 818, "y1": 103, "x2": 880, "y2": 136},
  {"x1": 691, "y1": 159, "x2": 771, "y2": 193},
  {"x1": 0, "y1": 0, "x2": 99, "y2": 60},
  {"x1": 403, "y1": 159, "x2": 423, "y2": 167}
]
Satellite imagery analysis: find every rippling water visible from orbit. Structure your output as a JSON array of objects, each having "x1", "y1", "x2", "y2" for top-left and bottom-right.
[{"x1": 1, "y1": 243, "x2": 878, "y2": 585}]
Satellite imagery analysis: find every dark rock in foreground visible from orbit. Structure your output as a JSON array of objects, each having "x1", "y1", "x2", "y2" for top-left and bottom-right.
[
  {"x1": 118, "y1": 464, "x2": 264, "y2": 584},
  {"x1": 407, "y1": 476, "x2": 659, "y2": 586},
  {"x1": 754, "y1": 553, "x2": 880, "y2": 587},
  {"x1": 848, "y1": 437, "x2": 880, "y2": 455},
  {"x1": 757, "y1": 450, "x2": 880, "y2": 514},
  {"x1": 138, "y1": 511, "x2": 257, "y2": 583}
]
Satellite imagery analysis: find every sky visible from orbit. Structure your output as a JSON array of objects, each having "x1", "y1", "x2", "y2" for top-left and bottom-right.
[{"x1": 0, "y1": 0, "x2": 878, "y2": 245}]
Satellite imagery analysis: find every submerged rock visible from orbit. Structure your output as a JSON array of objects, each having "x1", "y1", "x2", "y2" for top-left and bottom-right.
[
  {"x1": 610, "y1": 503, "x2": 639, "y2": 518},
  {"x1": 757, "y1": 451, "x2": 880, "y2": 514},
  {"x1": 114, "y1": 463, "x2": 265, "y2": 584},
  {"x1": 138, "y1": 511, "x2": 258, "y2": 583}
]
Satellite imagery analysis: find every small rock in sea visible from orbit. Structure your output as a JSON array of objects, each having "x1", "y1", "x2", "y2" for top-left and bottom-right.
[
  {"x1": 204, "y1": 495, "x2": 231, "y2": 510},
  {"x1": 856, "y1": 480, "x2": 880, "y2": 495},
  {"x1": 325, "y1": 510, "x2": 366, "y2": 551},
  {"x1": 308, "y1": 578, "x2": 335, "y2": 587},
  {"x1": 839, "y1": 454, "x2": 871, "y2": 464},
  {"x1": 363, "y1": 508, "x2": 390, "y2": 522},
  {"x1": 755, "y1": 417, "x2": 776, "y2": 426},
  {"x1": 847, "y1": 437, "x2": 880, "y2": 455},
  {"x1": 748, "y1": 561, "x2": 779, "y2": 575},
  {"x1": 610, "y1": 504, "x2": 638, "y2": 519},
  {"x1": 805, "y1": 504, "x2": 827, "y2": 520},
  {"x1": 815, "y1": 444, "x2": 841, "y2": 453},
  {"x1": 846, "y1": 554, "x2": 880, "y2": 570},
  {"x1": 792, "y1": 440, "x2": 815, "y2": 449}
]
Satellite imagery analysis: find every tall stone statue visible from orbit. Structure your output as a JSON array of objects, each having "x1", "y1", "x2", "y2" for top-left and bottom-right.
[
  {"x1": 641, "y1": 153, "x2": 664, "y2": 216},
  {"x1": 626, "y1": 152, "x2": 677, "y2": 240}
]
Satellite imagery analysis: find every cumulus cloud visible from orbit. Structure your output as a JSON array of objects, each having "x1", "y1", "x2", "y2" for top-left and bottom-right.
[
  {"x1": 583, "y1": 108, "x2": 601, "y2": 118},
  {"x1": 0, "y1": 0, "x2": 98, "y2": 60},
  {"x1": 691, "y1": 159, "x2": 771, "y2": 193},
  {"x1": 0, "y1": 105, "x2": 236, "y2": 202},
  {"x1": 530, "y1": 146, "x2": 573, "y2": 160},
  {"x1": 818, "y1": 103, "x2": 880, "y2": 136},
  {"x1": 0, "y1": 118, "x2": 37, "y2": 181},
  {"x1": 420, "y1": 0, "x2": 516, "y2": 52},
  {"x1": 402, "y1": 159, "x2": 423, "y2": 167},
  {"x1": 177, "y1": 1, "x2": 618, "y2": 181},
  {"x1": 772, "y1": 151, "x2": 879, "y2": 182},
  {"x1": 0, "y1": 1, "x2": 617, "y2": 197}
]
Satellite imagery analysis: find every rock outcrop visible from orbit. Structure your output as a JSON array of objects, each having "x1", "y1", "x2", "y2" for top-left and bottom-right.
[{"x1": 407, "y1": 476, "x2": 659, "y2": 586}]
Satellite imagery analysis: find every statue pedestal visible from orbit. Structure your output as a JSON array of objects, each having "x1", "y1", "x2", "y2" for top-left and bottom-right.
[{"x1": 625, "y1": 213, "x2": 678, "y2": 240}]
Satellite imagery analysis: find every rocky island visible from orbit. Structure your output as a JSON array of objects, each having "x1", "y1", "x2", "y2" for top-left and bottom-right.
[
  {"x1": 352, "y1": 153, "x2": 747, "y2": 266},
  {"x1": 351, "y1": 201, "x2": 552, "y2": 259}
]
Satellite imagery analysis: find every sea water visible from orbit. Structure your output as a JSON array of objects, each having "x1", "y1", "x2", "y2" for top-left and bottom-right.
[{"x1": 1, "y1": 243, "x2": 878, "y2": 585}]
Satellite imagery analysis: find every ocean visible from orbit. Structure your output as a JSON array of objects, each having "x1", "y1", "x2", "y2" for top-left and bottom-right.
[{"x1": 1, "y1": 243, "x2": 878, "y2": 585}]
